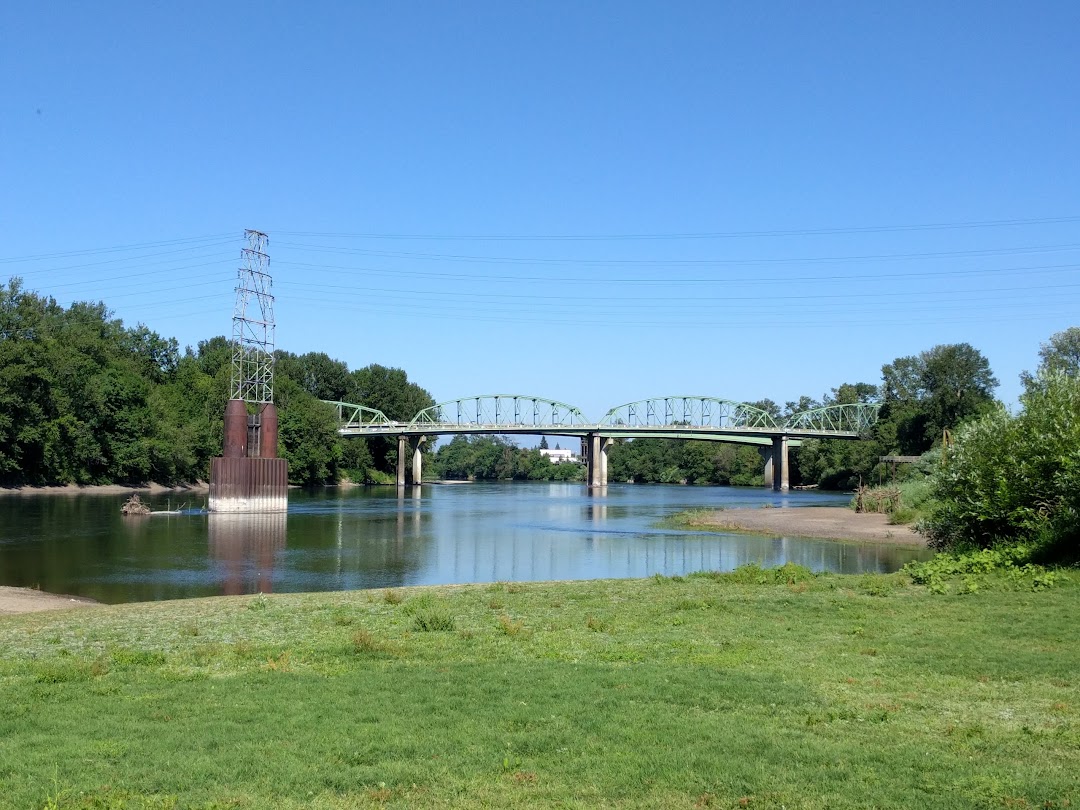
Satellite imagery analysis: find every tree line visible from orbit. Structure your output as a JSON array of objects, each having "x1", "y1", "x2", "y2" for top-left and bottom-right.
[
  {"x1": 0, "y1": 279, "x2": 434, "y2": 487},
  {"x1": 4, "y1": 277, "x2": 1075, "y2": 504}
]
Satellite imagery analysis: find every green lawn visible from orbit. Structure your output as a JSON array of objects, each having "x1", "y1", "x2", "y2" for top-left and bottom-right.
[{"x1": 1, "y1": 567, "x2": 1077, "y2": 809}]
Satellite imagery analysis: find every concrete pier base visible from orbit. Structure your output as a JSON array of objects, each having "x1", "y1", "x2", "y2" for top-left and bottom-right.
[{"x1": 209, "y1": 457, "x2": 288, "y2": 512}]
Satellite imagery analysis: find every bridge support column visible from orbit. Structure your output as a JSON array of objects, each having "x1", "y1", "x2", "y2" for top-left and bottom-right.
[
  {"x1": 397, "y1": 435, "x2": 426, "y2": 486},
  {"x1": 396, "y1": 435, "x2": 408, "y2": 487},
  {"x1": 586, "y1": 434, "x2": 610, "y2": 488},
  {"x1": 412, "y1": 436, "x2": 426, "y2": 485},
  {"x1": 770, "y1": 435, "x2": 789, "y2": 492}
]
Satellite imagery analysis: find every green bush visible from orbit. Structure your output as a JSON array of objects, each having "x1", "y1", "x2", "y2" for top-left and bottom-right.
[
  {"x1": 903, "y1": 546, "x2": 1061, "y2": 594},
  {"x1": 919, "y1": 371, "x2": 1080, "y2": 561}
]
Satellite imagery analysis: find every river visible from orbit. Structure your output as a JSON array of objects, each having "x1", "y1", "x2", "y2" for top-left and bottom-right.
[{"x1": 0, "y1": 483, "x2": 931, "y2": 604}]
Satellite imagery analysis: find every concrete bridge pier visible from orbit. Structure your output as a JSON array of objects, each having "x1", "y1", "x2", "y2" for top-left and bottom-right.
[
  {"x1": 769, "y1": 435, "x2": 789, "y2": 492},
  {"x1": 397, "y1": 435, "x2": 427, "y2": 486},
  {"x1": 585, "y1": 434, "x2": 612, "y2": 488}
]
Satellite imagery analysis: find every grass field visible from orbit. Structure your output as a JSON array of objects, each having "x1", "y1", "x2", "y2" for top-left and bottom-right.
[{"x1": 1, "y1": 566, "x2": 1078, "y2": 809}]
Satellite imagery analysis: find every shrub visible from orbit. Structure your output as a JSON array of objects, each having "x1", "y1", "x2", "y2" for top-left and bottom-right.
[
  {"x1": 412, "y1": 609, "x2": 455, "y2": 632},
  {"x1": 919, "y1": 371, "x2": 1080, "y2": 561}
]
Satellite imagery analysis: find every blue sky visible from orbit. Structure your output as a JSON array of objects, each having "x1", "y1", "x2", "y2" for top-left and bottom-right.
[{"x1": 2, "y1": 1, "x2": 1078, "y2": 420}]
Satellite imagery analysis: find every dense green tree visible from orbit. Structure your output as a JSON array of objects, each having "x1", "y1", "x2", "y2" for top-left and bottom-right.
[
  {"x1": 347, "y1": 364, "x2": 435, "y2": 421},
  {"x1": 1021, "y1": 326, "x2": 1080, "y2": 388},
  {"x1": 276, "y1": 351, "x2": 350, "y2": 402},
  {"x1": 607, "y1": 438, "x2": 763, "y2": 486},
  {"x1": 346, "y1": 364, "x2": 436, "y2": 475},
  {"x1": 922, "y1": 370, "x2": 1080, "y2": 561},
  {"x1": 432, "y1": 435, "x2": 584, "y2": 482},
  {"x1": 881, "y1": 343, "x2": 997, "y2": 452},
  {"x1": 0, "y1": 279, "x2": 443, "y2": 488},
  {"x1": 275, "y1": 377, "x2": 341, "y2": 485}
]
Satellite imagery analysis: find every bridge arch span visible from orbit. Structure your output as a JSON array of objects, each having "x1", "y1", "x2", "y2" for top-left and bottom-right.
[
  {"x1": 599, "y1": 396, "x2": 779, "y2": 430},
  {"x1": 323, "y1": 401, "x2": 394, "y2": 431},
  {"x1": 408, "y1": 394, "x2": 590, "y2": 431},
  {"x1": 783, "y1": 403, "x2": 880, "y2": 435}
]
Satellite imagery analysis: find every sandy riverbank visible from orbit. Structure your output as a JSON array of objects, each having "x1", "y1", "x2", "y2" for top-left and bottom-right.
[
  {"x1": 691, "y1": 506, "x2": 925, "y2": 545},
  {"x1": 0, "y1": 586, "x2": 102, "y2": 615},
  {"x1": 0, "y1": 482, "x2": 209, "y2": 497}
]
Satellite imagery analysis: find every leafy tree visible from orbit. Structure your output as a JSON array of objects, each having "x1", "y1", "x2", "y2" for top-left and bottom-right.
[
  {"x1": 347, "y1": 364, "x2": 435, "y2": 421},
  {"x1": 921, "y1": 343, "x2": 998, "y2": 441},
  {"x1": 347, "y1": 364, "x2": 436, "y2": 474},
  {"x1": 275, "y1": 377, "x2": 341, "y2": 485},
  {"x1": 921, "y1": 370, "x2": 1080, "y2": 561},
  {"x1": 878, "y1": 343, "x2": 997, "y2": 455},
  {"x1": 276, "y1": 351, "x2": 350, "y2": 402},
  {"x1": 433, "y1": 435, "x2": 583, "y2": 481},
  {"x1": 1021, "y1": 326, "x2": 1080, "y2": 388},
  {"x1": 539, "y1": 436, "x2": 549, "y2": 450}
]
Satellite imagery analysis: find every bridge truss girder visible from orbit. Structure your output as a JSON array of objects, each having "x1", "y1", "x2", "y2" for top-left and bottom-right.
[
  {"x1": 322, "y1": 396, "x2": 880, "y2": 442},
  {"x1": 599, "y1": 396, "x2": 780, "y2": 430},
  {"x1": 782, "y1": 403, "x2": 880, "y2": 435},
  {"x1": 324, "y1": 401, "x2": 394, "y2": 432},
  {"x1": 409, "y1": 395, "x2": 589, "y2": 431}
]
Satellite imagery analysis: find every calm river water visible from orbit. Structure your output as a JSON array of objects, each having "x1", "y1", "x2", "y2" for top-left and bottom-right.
[{"x1": 0, "y1": 483, "x2": 931, "y2": 604}]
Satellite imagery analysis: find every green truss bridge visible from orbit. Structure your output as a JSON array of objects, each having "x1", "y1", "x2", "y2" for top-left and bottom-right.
[{"x1": 322, "y1": 395, "x2": 879, "y2": 491}]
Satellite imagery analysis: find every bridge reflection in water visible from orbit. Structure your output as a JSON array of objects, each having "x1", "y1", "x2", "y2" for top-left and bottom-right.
[{"x1": 209, "y1": 512, "x2": 287, "y2": 595}]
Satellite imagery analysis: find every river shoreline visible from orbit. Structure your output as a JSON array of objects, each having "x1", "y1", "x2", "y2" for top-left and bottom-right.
[
  {"x1": 0, "y1": 586, "x2": 101, "y2": 614},
  {"x1": 0, "y1": 482, "x2": 209, "y2": 497},
  {"x1": 689, "y1": 506, "x2": 925, "y2": 545}
]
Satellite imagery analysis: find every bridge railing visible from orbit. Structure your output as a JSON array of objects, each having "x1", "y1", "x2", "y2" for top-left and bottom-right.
[
  {"x1": 408, "y1": 395, "x2": 590, "y2": 429},
  {"x1": 598, "y1": 396, "x2": 780, "y2": 430},
  {"x1": 783, "y1": 403, "x2": 880, "y2": 434}
]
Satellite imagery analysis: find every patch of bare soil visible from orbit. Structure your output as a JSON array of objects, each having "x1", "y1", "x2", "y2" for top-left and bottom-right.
[
  {"x1": 695, "y1": 506, "x2": 924, "y2": 545},
  {"x1": 0, "y1": 586, "x2": 102, "y2": 615}
]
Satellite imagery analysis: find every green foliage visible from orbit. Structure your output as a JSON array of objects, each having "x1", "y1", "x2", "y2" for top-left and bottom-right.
[
  {"x1": 275, "y1": 379, "x2": 341, "y2": 485},
  {"x1": 607, "y1": 438, "x2": 763, "y2": 485},
  {"x1": 432, "y1": 435, "x2": 584, "y2": 481},
  {"x1": 904, "y1": 546, "x2": 1061, "y2": 594},
  {"x1": 701, "y1": 561, "x2": 816, "y2": 585},
  {"x1": 920, "y1": 370, "x2": 1080, "y2": 560},
  {"x1": 792, "y1": 344, "x2": 998, "y2": 489},
  {"x1": 0, "y1": 277, "x2": 438, "y2": 487},
  {"x1": 411, "y1": 608, "x2": 456, "y2": 632},
  {"x1": 1020, "y1": 326, "x2": 1080, "y2": 387}
]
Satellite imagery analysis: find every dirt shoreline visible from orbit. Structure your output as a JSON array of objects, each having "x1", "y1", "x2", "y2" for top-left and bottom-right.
[
  {"x1": 0, "y1": 586, "x2": 102, "y2": 615},
  {"x1": 692, "y1": 506, "x2": 925, "y2": 545},
  {"x1": 0, "y1": 482, "x2": 209, "y2": 497}
]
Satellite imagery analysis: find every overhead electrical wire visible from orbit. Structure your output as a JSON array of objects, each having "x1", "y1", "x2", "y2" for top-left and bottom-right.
[
  {"x1": 0, "y1": 234, "x2": 236, "y2": 264},
  {"x1": 272, "y1": 213, "x2": 1080, "y2": 241},
  {"x1": 271, "y1": 259, "x2": 1078, "y2": 288},
  {"x1": 272, "y1": 240, "x2": 1080, "y2": 267}
]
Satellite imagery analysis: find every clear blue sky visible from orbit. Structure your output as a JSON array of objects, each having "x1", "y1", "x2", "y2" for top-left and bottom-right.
[{"x1": 3, "y1": 1, "x2": 1078, "y2": 419}]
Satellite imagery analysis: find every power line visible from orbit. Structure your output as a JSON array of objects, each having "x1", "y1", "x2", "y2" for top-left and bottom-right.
[
  {"x1": 272, "y1": 214, "x2": 1080, "y2": 242},
  {"x1": 4, "y1": 246, "x2": 235, "y2": 277},
  {"x1": 272, "y1": 259, "x2": 1078, "y2": 288},
  {"x1": 0, "y1": 233, "x2": 235, "y2": 264},
  {"x1": 272, "y1": 240, "x2": 1080, "y2": 267}
]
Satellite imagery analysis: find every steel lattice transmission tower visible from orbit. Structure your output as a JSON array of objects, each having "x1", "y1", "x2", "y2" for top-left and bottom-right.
[{"x1": 231, "y1": 229, "x2": 276, "y2": 404}]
